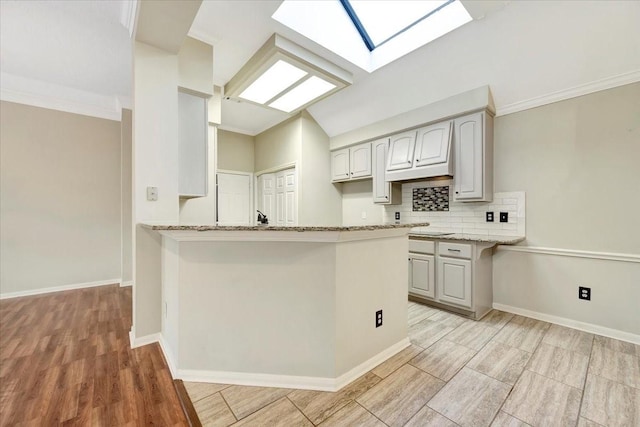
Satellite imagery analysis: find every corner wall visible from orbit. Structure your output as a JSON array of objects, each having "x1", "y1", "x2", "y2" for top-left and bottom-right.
[
  {"x1": 492, "y1": 83, "x2": 640, "y2": 337},
  {"x1": 0, "y1": 101, "x2": 122, "y2": 296}
]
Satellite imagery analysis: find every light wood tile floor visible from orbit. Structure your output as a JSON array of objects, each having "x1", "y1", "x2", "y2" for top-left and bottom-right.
[{"x1": 185, "y1": 302, "x2": 640, "y2": 427}]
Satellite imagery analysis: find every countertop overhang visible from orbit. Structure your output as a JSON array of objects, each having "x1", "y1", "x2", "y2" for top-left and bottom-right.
[
  {"x1": 409, "y1": 231, "x2": 525, "y2": 245},
  {"x1": 141, "y1": 222, "x2": 430, "y2": 243}
]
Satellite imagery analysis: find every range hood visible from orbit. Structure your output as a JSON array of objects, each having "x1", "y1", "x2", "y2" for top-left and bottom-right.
[{"x1": 385, "y1": 120, "x2": 453, "y2": 182}]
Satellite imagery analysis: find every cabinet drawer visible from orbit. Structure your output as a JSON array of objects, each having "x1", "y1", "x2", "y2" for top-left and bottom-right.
[
  {"x1": 409, "y1": 240, "x2": 435, "y2": 254},
  {"x1": 439, "y1": 242, "x2": 472, "y2": 259}
]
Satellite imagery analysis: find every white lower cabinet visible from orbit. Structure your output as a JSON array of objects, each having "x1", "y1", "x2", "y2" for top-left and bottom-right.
[
  {"x1": 408, "y1": 238, "x2": 495, "y2": 319},
  {"x1": 408, "y1": 254, "x2": 435, "y2": 299},
  {"x1": 437, "y1": 257, "x2": 471, "y2": 308}
]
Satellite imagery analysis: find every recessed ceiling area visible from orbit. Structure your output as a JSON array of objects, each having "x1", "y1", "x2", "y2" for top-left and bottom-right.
[{"x1": 190, "y1": 0, "x2": 640, "y2": 137}]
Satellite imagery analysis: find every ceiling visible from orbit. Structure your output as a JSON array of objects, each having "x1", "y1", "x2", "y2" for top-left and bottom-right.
[
  {"x1": 190, "y1": 0, "x2": 640, "y2": 137},
  {"x1": 0, "y1": 0, "x2": 132, "y2": 118},
  {"x1": 0, "y1": 1, "x2": 638, "y2": 133}
]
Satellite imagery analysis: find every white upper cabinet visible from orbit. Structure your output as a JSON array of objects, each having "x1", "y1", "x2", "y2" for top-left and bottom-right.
[
  {"x1": 331, "y1": 148, "x2": 350, "y2": 181},
  {"x1": 372, "y1": 138, "x2": 401, "y2": 204},
  {"x1": 350, "y1": 143, "x2": 372, "y2": 178},
  {"x1": 178, "y1": 91, "x2": 208, "y2": 197},
  {"x1": 331, "y1": 142, "x2": 372, "y2": 182},
  {"x1": 453, "y1": 112, "x2": 493, "y2": 202},
  {"x1": 387, "y1": 130, "x2": 417, "y2": 171},
  {"x1": 414, "y1": 121, "x2": 452, "y2": 168}
]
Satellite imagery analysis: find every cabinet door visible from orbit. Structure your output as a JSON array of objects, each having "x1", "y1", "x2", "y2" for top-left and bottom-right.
[
  {"x1": 372, "y1": 139, "x2": 391, "y2": 203},
  {"x1": 414, "y1": 121, "x2": 452, "y2": 168},
  {"x1": 350, "y1": 143, "x2": 372, "y2": 178},
  {"x1": 387, "y1": 131, "x2": 417, "y2": 171},
  {"x1": 409, "y1": 254, "x2": 435, "y2": 299},
  {"x1": 178, "y1": 91, "x2": 208, "y2": 196},
  {"x1": 453, "y1": 113, "x2": 483, "y2": 200},
  {"x1": 331, "y1": 149, "x2": 350, "y2": 182},
  {"x1": 437, "y1": 257, "x2": 472, "y2": 308}
]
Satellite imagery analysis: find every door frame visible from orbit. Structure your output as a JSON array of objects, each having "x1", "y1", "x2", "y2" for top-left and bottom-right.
[
  {"x1": 254, "y1": 162, "x2": 298, "y2": 227},
  {"x1": 216, "y1": 169, "x2": 254, "y2": 226}
]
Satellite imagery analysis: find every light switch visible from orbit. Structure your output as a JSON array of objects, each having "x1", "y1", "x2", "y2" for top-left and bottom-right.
[{"x1": 147, "y1": 186, "x2": 158, "y2": 201}]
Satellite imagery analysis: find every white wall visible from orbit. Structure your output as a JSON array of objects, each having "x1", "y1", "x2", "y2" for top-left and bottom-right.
[
  {"x1": 133, "y1": 41, "x2": 180, "y2": 224},
  {"x1": 254, "y1": 115, "x2": 301, "y2": 173},
  {"x1": 0, "y1": 101, "x2": 122, "y2": 296},
  {"x1": 492, "y1": 83, "x2": 640, "y2": 337}
]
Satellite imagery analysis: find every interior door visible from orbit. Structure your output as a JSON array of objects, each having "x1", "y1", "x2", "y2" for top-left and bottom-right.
[
  {"x1": 257, "y1": 173, "x2": 275, "y2": 222},
  {"x1": 217, "y1": 172, "x2": 252, "y2": 225}
]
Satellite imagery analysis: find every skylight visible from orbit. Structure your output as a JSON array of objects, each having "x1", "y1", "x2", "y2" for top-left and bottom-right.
[
  {"x1": 272, "y1": 0, "x2": 473, "y2": 73},
  {"x1": 341, "y1": 0, "x2": 451, "y2": 50},
  {"x1": 239, "y1": 60, "x2": 307, "y2": 104}
]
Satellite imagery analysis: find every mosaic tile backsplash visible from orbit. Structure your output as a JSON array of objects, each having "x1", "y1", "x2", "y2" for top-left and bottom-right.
[{"x1": 413, "y1": 186, "x2": 449, "y2": 211}]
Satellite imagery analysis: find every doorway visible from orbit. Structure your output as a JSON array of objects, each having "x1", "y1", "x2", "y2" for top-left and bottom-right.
[
  {"x1": 257, "y1": 167, "x2": 297, "y2": 226},
  {"x1": 217, "y1": 171, "x2": 253, "y2": 225}
]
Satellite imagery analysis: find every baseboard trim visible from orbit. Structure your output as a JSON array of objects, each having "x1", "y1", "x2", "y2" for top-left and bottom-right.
[
  {"x1": 0, "y1": 279, "x2": 122, "y2": 300},
  {"x1": 158, "y1": 334, "x2": 178, "y2": 378},
  {"x1": 492, "y1": 303, "x2": 640, "y2": 345},
  {"x1": 129, "y1": 332, "x2": 161, "y2": 349},
  {"x1": 175, "y1": 338, "x2": 411, "y2": 392},
  {"x1": 496, "y1": 70, "x2": 640, "y2": 116},
  {"x1": 496, "y1": 245, "x2": 640, "y2": 264},
  {"x1": 120, "y1": 281, "x2": 134, "y2": 287}
]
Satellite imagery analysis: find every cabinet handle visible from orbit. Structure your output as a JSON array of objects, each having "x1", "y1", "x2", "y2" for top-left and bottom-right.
[
  {"x1": 407, "y1": 160, "x2": 411, "y2": 163},
  {"x1": 447, "y1": 248, "x2": 461, "y2": 252},
  {"x1": 416, "y1": 159, "x2": 420, "y2": 162}
]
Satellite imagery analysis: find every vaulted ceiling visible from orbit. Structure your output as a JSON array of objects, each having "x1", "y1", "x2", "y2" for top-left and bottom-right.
[{"x1": 1, "y1": 1, "x2": 639, "y2": 135}]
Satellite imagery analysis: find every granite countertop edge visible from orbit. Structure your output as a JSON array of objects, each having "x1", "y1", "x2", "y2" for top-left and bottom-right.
[
  {"x1": 140, "y1": 222, "x2": 430, "y2": 232},
  {"x1": 409, "y1": 232, "x2": 525, "y2": 245}
]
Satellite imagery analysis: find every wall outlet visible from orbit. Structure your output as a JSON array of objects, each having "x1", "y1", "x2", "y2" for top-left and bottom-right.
[
  {"x1": 579, "y1": 286, "x2": 591, "y2": 301},
  {"x1": 395, "y1": 212, "x2": 400, "y2": 221},
  {"x1": 147, "y1": 186, "x2": 158, "y2": 201},
  {"x1": 375, "y1": 310, "x2": 383, "y2": 328},
  {"x1": 499, "y1": 212, "x2": 509, "y2": 223},
  {"x1": 361, "y1": 211, "x2": 367, "y2": 219},
  {"x1": 486, "y1": 211, "x2": 494, "y2": 222}
]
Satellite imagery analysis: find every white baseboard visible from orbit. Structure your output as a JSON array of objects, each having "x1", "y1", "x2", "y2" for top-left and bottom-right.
[
  {"x1": 493, "y1": 303, "x2": 640, "y2": 345},
  {"x1": 129, "y1": 331, "x2": 161, "y2": 349},
  {"x1": 158, "y1": 334, "x2": 178, "y2": 378},
  {"x1": 175, "y1": 338, "x2": 411, "y2": 392},
  {"x1": 0, "y1": 278, "x2": 122, "y2": 300},
  {"x1": 120, "y1": 281, "x2": 134, "y2": 287}
]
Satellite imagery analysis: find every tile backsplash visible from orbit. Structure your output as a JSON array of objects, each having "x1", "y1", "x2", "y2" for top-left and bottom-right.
[
  {"x1": 384, "y1": 179, "x2": 525, "y2": 236},
  {"x1": 413, "y1": 186, "x2": 449, "y2": 211}
]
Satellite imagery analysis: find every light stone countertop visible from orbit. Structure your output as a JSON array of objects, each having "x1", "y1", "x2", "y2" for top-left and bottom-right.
[
  {"x1": 409, "y1": 231, "x2": 525, "y2": 245},
  {"x1": 141, "y1": 222, "x2": 430, "y2": 232}
]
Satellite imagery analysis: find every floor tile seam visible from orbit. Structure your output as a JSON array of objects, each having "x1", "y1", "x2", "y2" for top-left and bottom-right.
[
  {"x1": 217, "y1": 390, "x2": 239, "y2": 423},
  {"x1": 346, "y1": 400, "x2": 391, "y2": 427},
  {"x1": 540, "y1": 335, "x2": 595, "y2": 358},
  {"x1": 418, "y1": 402, "x2": 461, "y2": 426},
  {"x1": 586, "y1": 350, "x2": 640, "y2": 390},
  {"x1": 524, "y1": 346, "x2": 590, "y2": 391},
  {"x1": 521, "y1": 367, "x2": 585, "y2": 393},
  {"x1": 285, "y1": 395, "x2": 317, "y2": 426}
]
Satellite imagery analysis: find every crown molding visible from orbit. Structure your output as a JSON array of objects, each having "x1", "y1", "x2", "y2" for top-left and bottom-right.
[
  {"x1": 496, "y1": 70, "x2": 640, "y2": 117},
  {"x1": 1, "y1": 73, "x2": 123, "y2": 121},
  {"x1": 120, "y1": 0, "x2": 139, "y2": 38}
]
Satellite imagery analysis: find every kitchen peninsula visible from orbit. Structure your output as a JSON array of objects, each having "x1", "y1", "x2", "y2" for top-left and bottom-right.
[{"x1": 143, "y1": 223, "x2": 428, "y2": 391}]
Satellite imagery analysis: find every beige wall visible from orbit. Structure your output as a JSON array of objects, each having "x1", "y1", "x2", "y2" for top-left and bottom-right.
[
  {"x1": 121, "y1": 109, "x2": 133, "y2": 284},
  {"x1": 218, "y1": 130, "x2": 254, "y2": 172},
  {"x1": 341, "y1": 180, "x2": 384, "y2": 226},
  {"x1": 254, "y1": 115, "x2": 301, "y2": 172},
  {"x1": 493, "y1": 83, "x2": 640, "y2": 336},
  {"x1": 178, "y1": 36, "x2": 213, "y2": 96},
  {"x1": 299, "y1": 112, "x2": 343, "y2": 226},
  {"x1": 0, "y1": 101, "x2": 122, "y2": 295}
]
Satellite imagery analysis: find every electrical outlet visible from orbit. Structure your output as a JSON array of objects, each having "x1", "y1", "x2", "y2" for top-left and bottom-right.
[
  {"x1": 375, "y1": 310, "x2": 383, "y2": 328},
  {"x1": 395, "y1": 212, "x2": 400, "y2": 221},
  {"x1": 361, "y1": 211, "x2": 367, "y2": 219},
  {"x1": 499, "y1": 212, "x2": 509, "y2": 223},
  {"x1": 486, "y1": 212, "x2": 494, "y2": 222},
  {"x1": 579, "y1": 286, "x2": 591, "y2": 301}
]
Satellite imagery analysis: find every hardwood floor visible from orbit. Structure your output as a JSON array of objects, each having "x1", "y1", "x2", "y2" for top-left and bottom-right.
[
  {"x1": 184, "y1": 303, "x2": 640, "y2": 427},
  {"x1": 0, "y1": 284, "x2": 188, "y2": 426}
]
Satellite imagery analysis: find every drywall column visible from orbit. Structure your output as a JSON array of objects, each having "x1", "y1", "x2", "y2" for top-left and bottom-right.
[
  {"x1": 133, "y1": 41, "x2": 180, "y2": 339},
  {"x1": 121, "y1": 109, "x2": 133, "y2": 285}
]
